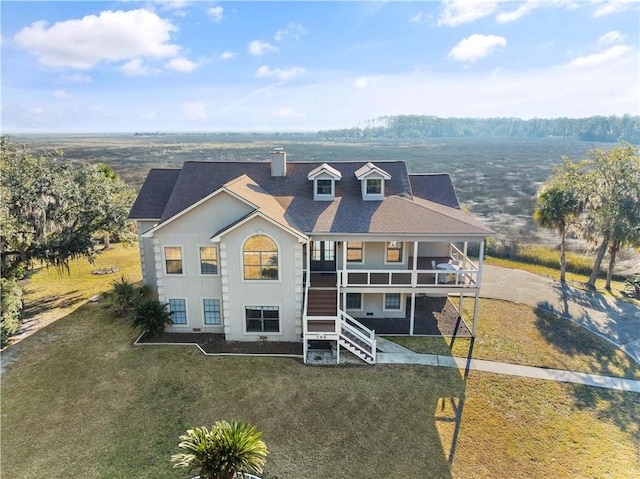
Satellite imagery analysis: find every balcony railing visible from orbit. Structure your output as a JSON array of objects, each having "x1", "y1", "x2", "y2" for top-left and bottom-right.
[{"x1": 338, "y1": 253, "x2": 479, "y2": 289}]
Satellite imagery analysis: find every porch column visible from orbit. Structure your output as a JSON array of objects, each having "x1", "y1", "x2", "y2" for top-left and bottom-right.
[
  {"x1": 342, "y1": 240, "x2": 347, "y2": 287},
  {"x1": 463, "y1": 241, "x2": 468, "y2": 269},
  {"x1": 409, "y1": 292, "x2": 416, "y2": 336},
  {"x1": 412, "y1": 241, "x2": 418, "y2": 286},
  {"x1": 472, "y1": 291, "x2": 480, "y2": 336},
  {"x1": 477, "y1": 239, "x2": 485, "y2": 288}
]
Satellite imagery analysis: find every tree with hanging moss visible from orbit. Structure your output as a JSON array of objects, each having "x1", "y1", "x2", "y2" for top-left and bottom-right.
[
  {"x1": 0, "y1": 136, "x2": 136, "y2": 344},
  {"x1": 0, "y1": 136, "x2": 135, "y2": 277},
  {"x1": 535, "y1": 142, "x2": 640, "y2": 290}
]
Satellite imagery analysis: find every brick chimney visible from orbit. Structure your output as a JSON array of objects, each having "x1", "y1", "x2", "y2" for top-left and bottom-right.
[{"x1": 270, "y1": 148, "x2": 286, "y2": 177}]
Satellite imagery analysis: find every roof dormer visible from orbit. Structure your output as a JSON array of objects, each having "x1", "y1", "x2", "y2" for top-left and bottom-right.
[
  {"x1": 354, "y1": 162, "x2": 391, "y2": 201},
  {"x1": 307, "y1": 163, "x2": 342, "y2": 201}
]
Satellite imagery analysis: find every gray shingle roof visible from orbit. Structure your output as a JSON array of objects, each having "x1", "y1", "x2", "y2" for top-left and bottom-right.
[
  {"x1": 129, "y1": 160, "x2": 493, "y2": 237},
  {"x1": 128, "y1": 169, "x2": 181, "y2": 219}
]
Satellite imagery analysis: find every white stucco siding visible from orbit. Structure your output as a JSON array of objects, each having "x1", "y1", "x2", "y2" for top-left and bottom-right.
[
  {"x1": 343, "y1": 241, "x2": 407, "y2": 270},
  {"x1": 348, "y1": 293, "x2": 406, "y2": 319},
  {"x1": 417, "y1": 242, "x2": 449, "y2": 258},
  {"x1": 220, "y1": 216, "x2": 303, "y2": 342},
  {"x1": 158, "y1": 191, "x2": 254, "y2": 237},
  {"x1": 152, "y1": 191, "x2": 252, "y2": 333},
  {"x1": 136, "y1": 221, "x2": 158, "y2": 288}
]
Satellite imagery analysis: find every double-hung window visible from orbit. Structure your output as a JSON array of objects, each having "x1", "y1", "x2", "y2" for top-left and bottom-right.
[
  {"x1": 203, "y1": 299, "x2": 221, "y2": 325},
  {"x1": 316, "y1": 179, "x2": 333, "y2": 196},
  {"x1": 366, "y1": 178, "x2": 382, "y2": 195},
  {"x1": 384, "y1": 293, "x2": 402, "y2": 311},
  {"x1": 346, "y1": 293, "x2": 362, "y2": 310},
  {"x1": 200, "y1": 247, "x2": 218, "y2": 274},
  {"x1": 245, "y1": 306, "x2": 280, "y2": 333},
  {"x1": 346, "y1": 242, "x2": 363, "y2": 263},
  {"x1": 386, "y1": 241, "x2": 403, "y2": 263},
  {"x1": 164, "y1": 246, "x2": 183, "y2": 274},
  {"x1": 169, "y1": 299, "x2": 187, "y2": 324}
]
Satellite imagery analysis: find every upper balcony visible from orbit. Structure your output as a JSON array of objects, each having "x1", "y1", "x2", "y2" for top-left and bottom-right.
[{"x1": 338, "y1": 244, "x2": 480, "y2": 289}]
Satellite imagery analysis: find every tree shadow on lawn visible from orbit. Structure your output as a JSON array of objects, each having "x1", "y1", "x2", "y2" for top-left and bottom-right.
[
  {"x1": 534, "y1": 306, "x2": 640, "y2": 444},
  {"x1": 22, "y1": 290, "x2": 85, "y2": 318},
  {"x1": 568, "y1": 383, "x2": 640, "y2": 443},
  {"x1": 534, "y1": 301, "x2": 640, "y2": 379}
]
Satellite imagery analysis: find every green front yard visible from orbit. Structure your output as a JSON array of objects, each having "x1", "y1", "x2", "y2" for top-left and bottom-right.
[{"x1": 1, "y1": 246, "x2": 639, "y2": 478}]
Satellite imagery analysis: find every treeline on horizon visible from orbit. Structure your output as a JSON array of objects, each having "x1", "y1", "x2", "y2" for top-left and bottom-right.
[{"x1": 317, "y1": 114, "x2": 640, "y2": 143}]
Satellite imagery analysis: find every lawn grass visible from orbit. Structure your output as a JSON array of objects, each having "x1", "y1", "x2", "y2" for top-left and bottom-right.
[
  {"x1": 390, "y1": 299, "x2": 640, "y2": 380},
  {"x1": 2, "y1": 304, "x2": 639, "y2": 479},
  {"x1": 19, "y1": 243, "x2": 142, "y2": 331},
  {"x1": 2, "y1": 247, "x2": 639, "y2": 478}
]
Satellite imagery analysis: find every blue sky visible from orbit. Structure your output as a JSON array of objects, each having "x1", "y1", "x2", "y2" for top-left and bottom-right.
[{"x1": 2, "y1": 0, "x2": 639, "y2": 133}]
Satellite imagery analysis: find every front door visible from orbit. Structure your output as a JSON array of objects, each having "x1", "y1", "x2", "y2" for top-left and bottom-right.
[{"x1": 310, "y1": 241, "x2": 336, "y2": 272}]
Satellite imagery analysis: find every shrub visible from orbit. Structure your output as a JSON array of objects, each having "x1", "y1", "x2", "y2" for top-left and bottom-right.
[
  {"x1": 172, "y1": 421, "x2": 268, "y2": 479},
  {"x1": 1, "y1": 278, "x2": 23, "y2": 347},
  {"x1": 129, "y1": 299, "x2": 172, "y2": 337},
  {"x1": 104, "y1": 277, "x2": 149, "y2": 318},
  {"x1": 625, "y1": 274, "x2": 640, "y2": 298}
]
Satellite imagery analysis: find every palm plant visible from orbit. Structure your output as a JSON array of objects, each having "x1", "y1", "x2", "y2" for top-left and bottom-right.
[
  {"x1": 171, "y1": 421, "x2": 268, "y2": 479},
  {"x1": 105, "y1": 277, "x2": 149, "y2": 317},
  {"x1": 534, "y1": 182, "x2": 582, "y2": 283},
  {"x1": 128, "y1": 299, "x2": 172, "y2": 337}
]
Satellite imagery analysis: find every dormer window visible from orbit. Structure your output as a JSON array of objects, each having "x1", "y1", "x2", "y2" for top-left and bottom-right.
[
  {"x1": 307, "y1": 163, "x2": 342, "y2": 201},
  {"x1": 366, "y1": 178, "x2": 382, "y2": 195},
  {"x1": 355, "y1": 162, "x2": 391, "y2": 201},
  {"x1": 316, "y1": 179, "x2": 333, "y2": 196}
]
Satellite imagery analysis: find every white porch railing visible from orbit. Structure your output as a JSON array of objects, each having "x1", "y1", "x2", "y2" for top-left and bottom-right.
[
  {"x1": 338, "y1": 267, "x2": 478, "y2": 288},
  {"x1": 339, "y1": 310, "x2": 376, "y2": 364}
]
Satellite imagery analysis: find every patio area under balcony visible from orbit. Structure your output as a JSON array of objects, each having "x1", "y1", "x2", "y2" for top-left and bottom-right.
[{"x1": 352, "y1": 296, "x2": 472, "y2": 337}]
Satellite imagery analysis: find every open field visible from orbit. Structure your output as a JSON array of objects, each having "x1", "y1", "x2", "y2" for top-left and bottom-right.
[
  {"x1": 2, "y1": 250, "x2": 639, "y2": 478},
  {"x1": 13, "y1": 133, "x2": 639, "y2": 275}
]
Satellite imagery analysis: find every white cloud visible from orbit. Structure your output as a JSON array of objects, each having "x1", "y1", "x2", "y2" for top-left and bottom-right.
[
  {"x1": 256, "y1": 65, "x2": 306, "y2": 81},
  {"x1": 53, "y1": 89, "x2": 72, "y2": 99},
  {"x1": 410, "y1": 12, "x2": 426, "y2": 23},
  {"x1": 165, "y1": 57, "x2": 198, "y2": 72},
  {"x1": 599, "y1": 30, "x2": 625, "y2": 45},
  {"x1": 14, "y1": 9, "x2": 180, "y2": 69},
  {"x1": 274, "y1": 23, "x2": 306, "y2": 42},
  {"x1": 248, "y1": 40, "x2": 278, "y2": 56},
  {"x1": 63, "y1": 73, "x2": 92, "y2": 84},
  {"x1": 592, "y1": 0, "x2": 638, "y2": 17},
  {"x1": 496, "y1": 1, "x2": 537, "y2": 23},
  {"x1": 448, "y1": 34, "x2": 507, "y2": 63},
  {"x1": 207, "y1": 6, "x2": 224, "y2": 23},
  {"x1": 182, "y1": 102, "x2": 208, "y2": 121},
  {"x1": 562, "y1": 44, "x2": 631, "y2": 68},
  {"x1": 354, "y1": 77, "x2": 371, "y2": 88},
  {"x1": 220, "y1": 51, "x2": 236, "y2": 60},
  {"x1": 120, "y1": 58, "x2": 150, "y2": 76},
  {"x1": 438, "y1": 0, "x2": 498, "y2": 27}
]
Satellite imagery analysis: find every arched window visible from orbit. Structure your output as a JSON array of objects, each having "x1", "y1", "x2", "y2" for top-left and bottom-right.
[{"x1": 243, "y1": 235, "x2": 278, "y2": 280}]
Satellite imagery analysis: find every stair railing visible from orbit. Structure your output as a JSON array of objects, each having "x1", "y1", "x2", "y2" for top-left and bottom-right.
[{"x1": 339, "y1": 310, "x2": 376, "y2": 363}]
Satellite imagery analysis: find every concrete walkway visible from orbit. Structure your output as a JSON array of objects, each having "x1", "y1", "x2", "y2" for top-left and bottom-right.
[
  {"x1": 480, "y1": 265, "x2": 640, "y2": 364},
  {"x1": 376, "y1": 338, "x2": 640, "y2": 393}
]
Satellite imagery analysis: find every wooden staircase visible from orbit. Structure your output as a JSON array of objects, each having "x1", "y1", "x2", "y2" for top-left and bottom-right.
[
  {"x1": 304, "y1": 276, "x2": 376, "y2": 364},
  {"x1": 306, "y1": 288, "x2": 337, "y2": 316},
  {"x1": 338, "y1": 311, "x2": 376, "y2": 364}
]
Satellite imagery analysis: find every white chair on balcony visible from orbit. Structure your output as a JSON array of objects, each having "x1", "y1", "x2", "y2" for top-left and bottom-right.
[{"x1": 431, "y1": 260, "x2": 437, "y2": 270}]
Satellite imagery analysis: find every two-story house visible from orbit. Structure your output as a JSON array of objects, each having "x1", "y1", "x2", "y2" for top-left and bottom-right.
[{"x1": 128, "y1": 149, "x2": 494, "y2": 364}]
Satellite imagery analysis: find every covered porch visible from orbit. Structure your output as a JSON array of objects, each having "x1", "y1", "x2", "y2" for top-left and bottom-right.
[{"x1": 352, "y1": 296, "x2": 473, "y2": 337}]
